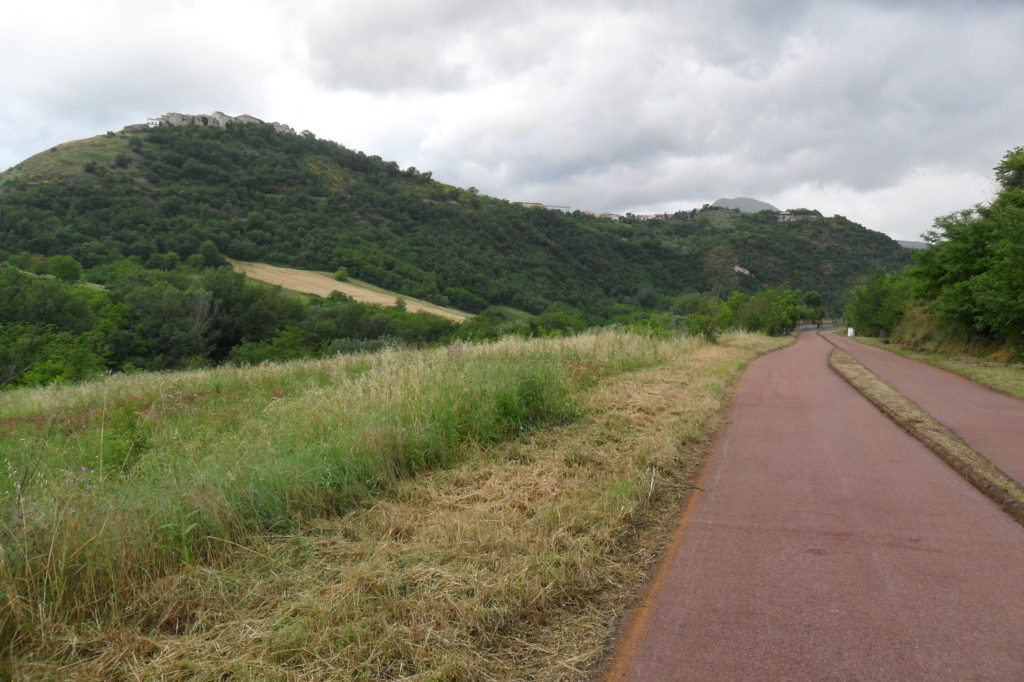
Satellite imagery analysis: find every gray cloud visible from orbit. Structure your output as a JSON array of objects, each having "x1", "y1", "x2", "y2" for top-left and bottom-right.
[
  {"x1": 0, "y1": 1, "x2": 279, "y2": 163},
  {"x1": 396, "y1": 0, "x2": 1023, "y2": 229},
  {"x1": 1, "y1": 0, "x2": 1021, "y2": 240}
]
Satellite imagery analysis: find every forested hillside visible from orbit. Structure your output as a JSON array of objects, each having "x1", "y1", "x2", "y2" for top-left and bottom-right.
[
  {"x1": 0, "y1": 122, "x2": 908, "y2": 315},
  {"x1": 618, "y1": 207, "x2": 908, "y2": 310}
]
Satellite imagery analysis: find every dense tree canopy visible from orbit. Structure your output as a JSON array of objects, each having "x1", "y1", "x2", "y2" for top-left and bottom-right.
[
  {"x1": 845, "y1": 146, "x2": 1024, "y2": 355},
  {"x1": 0, "y1": 121, "x2": 921, "y2": 387},
  {"x1": 913, "y1": 147, "x2": 1024, "y2": 346},
  {"x1": 0, "y1": 123, "x2": 909, "y2": 317},
  {"x1": 0, "y1": 261, "x2": 458, "y2": 388}
]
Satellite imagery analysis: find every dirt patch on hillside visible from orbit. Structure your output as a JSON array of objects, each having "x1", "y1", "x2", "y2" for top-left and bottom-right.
[{"x1": 229, "y1": 259, "x2": 470, "y2": 322}]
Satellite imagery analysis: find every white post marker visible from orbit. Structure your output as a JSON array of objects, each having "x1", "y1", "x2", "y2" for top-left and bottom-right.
[{"x1": 847, "y1": 327, "x2": 855, "y2": 337}]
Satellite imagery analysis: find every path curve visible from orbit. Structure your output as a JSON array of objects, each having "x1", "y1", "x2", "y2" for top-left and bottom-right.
[{"x1": 605, "y1": 332, "x2": 1024, "y2": 680}]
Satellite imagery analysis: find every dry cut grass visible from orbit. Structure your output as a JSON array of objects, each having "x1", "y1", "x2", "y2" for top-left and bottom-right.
[
  {"x1": 4, "y1": 332, "x2": 788, "y2": 680},
  {"x1": 229, "y1": 259, "x2": 472, "y2": 322}
]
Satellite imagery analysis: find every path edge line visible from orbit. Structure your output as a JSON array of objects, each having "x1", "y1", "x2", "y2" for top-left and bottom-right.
[
  {"x1": 822, "y1": 338, "x2": 1024, "y2": 527},
  {"x1": 596, "y1": 345, "x2": 771, "y2": 681}
]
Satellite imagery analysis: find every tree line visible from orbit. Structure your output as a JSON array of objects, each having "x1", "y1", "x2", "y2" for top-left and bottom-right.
[
  {"x1": 0, "y1": 252, "x2": 457, "y2": 389},
  {"x1": 844, "y1": 146, "x2": 1023, "y2": 356},
  {"x1": 1, "y1": 246, "x2": 823, "y2": 390}
]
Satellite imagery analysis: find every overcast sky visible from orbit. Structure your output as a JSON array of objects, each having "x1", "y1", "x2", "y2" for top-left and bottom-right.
[{"x1": 2, "y1": 0, "x2": 1022, "y2": 240}]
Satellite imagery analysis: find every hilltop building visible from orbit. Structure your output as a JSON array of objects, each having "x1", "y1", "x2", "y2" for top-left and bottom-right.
[
  {"x1": 145, "y1": 111, "x2": 295, "y2": 135},
  {"x1": 513, "y1": 201, "x2": 572, "y2": 213}
]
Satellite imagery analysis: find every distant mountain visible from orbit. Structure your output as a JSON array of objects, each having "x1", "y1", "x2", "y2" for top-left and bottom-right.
[
  {"x1": 712, "y1": 197, "x2": 780, "y2": 213},
  {"x1": 0, "y1": 120, "x2": 910, "y2": 314},
  {"x1": 897, "y1": 240, "x2": 928, "y2": 250}
]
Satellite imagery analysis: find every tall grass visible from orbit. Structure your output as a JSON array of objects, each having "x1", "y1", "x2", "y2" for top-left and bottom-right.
[{"x1": 0, "y1": 331, "x2": 668, "y2": 650}]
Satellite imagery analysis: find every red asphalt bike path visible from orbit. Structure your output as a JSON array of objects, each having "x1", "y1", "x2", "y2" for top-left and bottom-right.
[
  {"x1": 825, "y1": 332, "x2": 1024, "y2": 485},
  {"x1": 609, "y1": 332, "x2": 1024, "y2": 681}
]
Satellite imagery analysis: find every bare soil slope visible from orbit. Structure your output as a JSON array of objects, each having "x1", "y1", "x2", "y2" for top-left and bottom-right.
[{"x1": 229, "y1": 259, "x2": 471, "y2": 322}]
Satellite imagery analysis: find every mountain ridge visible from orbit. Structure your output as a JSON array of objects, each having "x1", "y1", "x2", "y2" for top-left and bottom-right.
[
  {"x1": 0, "y1": 121, "x2": 910, "y2": 314},
  {"x1": 711, "y1": 196, "x2": 780, "y2": 213}
]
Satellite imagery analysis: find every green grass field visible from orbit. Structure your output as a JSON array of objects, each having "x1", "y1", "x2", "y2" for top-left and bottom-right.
[
  {"x1": 0, "y1": 333, "x2": 662, "y2": 644},
  {"x1": 1, "y1": 330, "x2": 788, "y2": 678}
]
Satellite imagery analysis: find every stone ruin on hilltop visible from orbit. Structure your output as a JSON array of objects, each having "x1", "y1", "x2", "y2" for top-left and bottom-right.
[{"x1": 139, "y1": 111, "x2": 296, "y2": 134}]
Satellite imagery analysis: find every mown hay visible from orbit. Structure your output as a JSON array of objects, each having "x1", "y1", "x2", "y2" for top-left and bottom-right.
[{"x1": 4, "y1": 333, "x2": 787, "y2": 679}]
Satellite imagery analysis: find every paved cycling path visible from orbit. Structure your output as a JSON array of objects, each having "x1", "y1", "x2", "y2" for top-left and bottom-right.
[
  {"x1": 606, "y1": 332, "x2": 1024, "y2": 680},
  {"x1": 826, "y1": 333, "x2": 1024, "y2": 484}
]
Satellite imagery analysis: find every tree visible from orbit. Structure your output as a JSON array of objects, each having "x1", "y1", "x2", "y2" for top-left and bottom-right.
[
  {"x1": 198, "y1": 240, "x2": 226, "y2": 267},
  {"x1": 0, "y1": 267, "x2": 104, "y2": 388},
  {"x1": 994, "y1": 146, "x2": 1024, "y2": 191},
  {"x1": 803, "y1": 290, "x2": 824, "y2": 323},
  {"x1": 844, "y1": 271, "x2": 911, "y2": 337},
  {"x1": 48, "y1": 255, "x2": 83, "y2": 282},
  {"x1": 912, "y1": 146, "x2": 1024, "y2": 347},
  {"x1": 738, "y1": 287, "x2": 807, "y2": 335},
  {"x1": 670, "y1": 292, "x2": 724, "y2": 341}
]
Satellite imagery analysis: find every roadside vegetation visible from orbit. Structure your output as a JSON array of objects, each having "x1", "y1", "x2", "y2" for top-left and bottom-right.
[
  {"x1": 0, "y1": 330, "x2": 787, "y2": 678},
  {"x1": 2, "y1": 254, "x2": 813, "y2": 391},
  {"x1": 845, "y1": 146, "x2": 1023, "y2": 362}
]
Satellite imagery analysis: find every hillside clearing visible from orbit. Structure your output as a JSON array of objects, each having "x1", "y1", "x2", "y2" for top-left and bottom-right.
[
  {"x1": 229, "y1": 259, "x2": 472, "y2": 322},
  {"x1": 1, "y1": 133, "x2": 131, "y2": 183}
]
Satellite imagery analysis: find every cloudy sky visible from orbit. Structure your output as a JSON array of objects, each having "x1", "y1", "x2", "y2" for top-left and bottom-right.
[{"x1": 2, "y1": 0, "x2": 1022, "y2": 240}]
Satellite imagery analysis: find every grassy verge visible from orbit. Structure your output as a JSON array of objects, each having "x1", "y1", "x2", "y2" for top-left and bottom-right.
[
  {"x1": 2, "y1": 331, "x2": 787, "y2": 678},
  {"x1": 829, "y1": 347, "x2": 1024, "y2": 527},
  {"x1": 0, "y1": 332, "x2": 662, "y2": 654},
  {"x1": 854, "y1": 337, "x2": 1024, "y2": 399}
]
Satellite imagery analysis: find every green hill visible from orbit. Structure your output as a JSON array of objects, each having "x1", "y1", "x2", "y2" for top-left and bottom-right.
[
  {"x1": 644, "y1": 206, "x2": 911, "y2": 310},
  {"x1": 0, "y1": 120, "x2": 909, "y2": 316}
]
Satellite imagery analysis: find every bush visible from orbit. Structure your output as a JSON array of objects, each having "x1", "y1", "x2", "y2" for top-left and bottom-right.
[
  {"x1": 844, "y1": 270, "x2": 912, "y2": 337},
  {"x1": 48, "y1": 255, "x2": 83, "y2": 282}
]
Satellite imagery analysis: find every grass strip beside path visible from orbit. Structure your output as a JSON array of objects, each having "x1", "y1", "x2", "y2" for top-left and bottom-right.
[
  {"x1": 6, "y1": 332, "x2": 787, "y2": 680},
  {"x1": 828, "y1": 347, "x2": 1024, "y2": 527}
]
